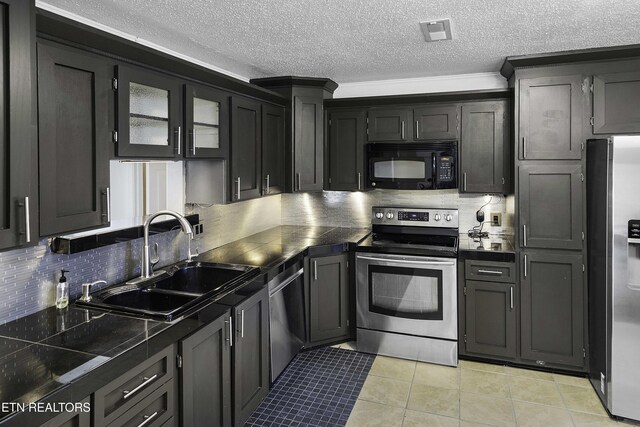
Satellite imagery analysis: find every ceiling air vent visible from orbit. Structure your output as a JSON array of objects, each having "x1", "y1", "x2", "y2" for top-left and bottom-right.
[{"x1": 420, "y1": 19, "x2": 453, "y2": 42}]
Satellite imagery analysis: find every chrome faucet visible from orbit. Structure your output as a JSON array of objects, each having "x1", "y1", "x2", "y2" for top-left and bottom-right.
[{"x1": 139, "y1": 210, "x2": 194, "y2": 280}]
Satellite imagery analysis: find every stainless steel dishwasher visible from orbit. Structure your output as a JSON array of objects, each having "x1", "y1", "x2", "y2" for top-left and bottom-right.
[{"x1": 269, "y1": 262, "x2": 306, "y2": 382}]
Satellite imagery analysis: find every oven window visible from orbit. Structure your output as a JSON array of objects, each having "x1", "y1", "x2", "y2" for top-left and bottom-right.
[
  {"x1": 368, "y1": 265, "x2": 443, "y2": 320},
  {"x1": 373, "y1": 160, "x2": 426, "y2": 179}
]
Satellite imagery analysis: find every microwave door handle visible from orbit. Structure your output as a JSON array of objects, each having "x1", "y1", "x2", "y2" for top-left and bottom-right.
[{"x1": 432, "y1": 153, "x2": 437, "y2": 188}]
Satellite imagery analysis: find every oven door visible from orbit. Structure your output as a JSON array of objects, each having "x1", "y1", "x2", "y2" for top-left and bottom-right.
[{"x1": 356, "y1": 252, "x2": 457, "y2": 340}]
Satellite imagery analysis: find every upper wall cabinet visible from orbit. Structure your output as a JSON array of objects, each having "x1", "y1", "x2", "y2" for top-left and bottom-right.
[
  {"x1": 326, "y1": 109, "x2": 366, "y2": 191},
  {"x1": 413, "y1": 105, "x2": 459, "y2": 140},
  {"x1": 37, "y1": 42, "x2": 111, "y2": 236},
  {"x1": 459, "y1": 101, "x2": 508, "y2": 194},
  {"x1": 294, "y1": 96, "x2": 324, "y2": 191},
  {"x1": 184, "y1": 84, "x2": 229, "y2": 159},
  {"x1": 519, "y1": 75, "x2": 583, "y2": 160},
  {"x1": 262, "y1": 104, "x2": 286, "y2": 195},
  {"x1": 115, "y1": 65, "x2": 182, "y2": 158},
  {"x1": 592, "y1": 71, "x2": 640, "y2": 134},
  {"x1": 230, "y1": 96, "x2": 262, "y2": 201},
  {"x1": 367, "y1": 108, "x2": 411, "y2": 141},
  {"x1": 0, "y1": 0, "x2": 37, "y2": 250}
]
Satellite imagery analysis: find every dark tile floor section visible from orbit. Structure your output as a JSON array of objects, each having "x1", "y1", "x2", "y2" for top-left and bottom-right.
[{"x1": 245, "y1": 347, "x2": 374, "y2": 427}]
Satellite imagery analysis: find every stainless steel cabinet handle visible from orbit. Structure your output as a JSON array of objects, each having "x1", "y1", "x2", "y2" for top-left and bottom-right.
[
  {"x1": 357, "y1": 173, "x2": 361, "y2": 190},
  {"x1": 236, "y1": 177, "x2": 241, "y2": 200},
  {"x1": 401, "y1": 121, "x2": 405, "y2": 140},
  {"x1": 522, "y1": 136, "x2": 526, "y2": 159},
  {"x1": 523, "y1": 224, "x2": 527, "y2": 247},
  {"x1": 225, "y1": 318, "x2": 233, "y2": 346},
  {"x1": 192, "y1": 128, "x2": 197, "y2": 155},
  {"x1": 123, "y1": 374, "x2": 158, "y2": 399},
  {"x1": 176, "y1": 126, "x2": 181, "y2": 155},
  {"x1": 24, "y1": 197, "x2": 30, "y2": 243},
  {"x1": 136, "y1": 411, "x2": 158, "y2": 427},
  {"x1": 463, "y1": 173, "x2": 468, "y2": 192},
  {"x1": 313, "y1": 261, "x2": 317, "y2": 280},
  {"x1": 297, "y1": 173, "x2": 301, "y2": 191},
  {"x1": 106, "y1": 187, "x2": 111, "y2": 222},
  {"x1": 510, "y1": 287, "x2": 514, "y2": 310},
  {"x1": 415, "y1": 121, "x2": 419, "y2": 139},
  {"x1": 240, "y1": 310, "x2": 245, "y2": 338},
  {"x1": 477, "y1": 269, "x2": 503, "y2": 275},
  {"x1": 265, "y1": 174, "x2": 270, "y2": 194},
  {"x1": 524, "y1": 255, "x2": 528, "y2": 278}
]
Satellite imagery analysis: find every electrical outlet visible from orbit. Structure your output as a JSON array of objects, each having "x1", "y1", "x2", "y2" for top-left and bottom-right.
[
  {"x1": 491, "y1": 212, "x2": 502, "y2": 226},
  {"x1": 193, "y1": 223, "x2": 204, "y2": 235}
]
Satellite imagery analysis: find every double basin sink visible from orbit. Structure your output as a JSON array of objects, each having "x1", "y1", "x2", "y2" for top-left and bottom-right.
[{"x1": 76, "y1": 261, "x2": 259, "y2": 321}]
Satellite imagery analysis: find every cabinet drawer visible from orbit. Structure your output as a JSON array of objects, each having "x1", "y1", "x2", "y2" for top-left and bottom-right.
[
  {"x1": 108, "y1": 379, "x2": 175, "y2": 427},
  {"x1": 94, "y1": 345, "x2": 174, "y2": 426},
  {"x1": 465, "y1": 260, "x2": 515, "y2": 283}
]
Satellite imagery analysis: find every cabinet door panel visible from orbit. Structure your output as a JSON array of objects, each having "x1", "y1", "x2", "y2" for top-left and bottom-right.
[
  {"x1": 521, "y1": 251, "x2": 584, "y2": 368},
  {"x1": 460, "y1": 102, "x2": 506, "y2": 193},
  {"x1": 308, "y1": 253, "x2": 349, "y2": 343},
  {"x1": 465, "y1": 280, "x2": 516, "y2": 359},
  {"x1": 37, "y1": 42, "x2": 110, "y2": 236},
  {"x1": 294, "y1": 96, "x2": 323, "y2": 191},
  {"x1": 181, "y1": 313, "x2": 231, "y2": 427},
  {"x1": 184, "y1": 84, "x2": 229, "y2": 158},
  {"x1": 519, "y1": 75, "x2": 583, "y2": 159},
  {"x1": 328, "y1": 110, "x2": 366, "y2": 191},
  {"x1": 593, "y1": 72, "x2": 640, "y2": 134},
  {"x1": 231, "y1": 97, "x2": 261, "y2": 201},
  {"x1": 233, "y1": 288, "x2": 269, "y2": 427},
  {"x1": 519, "y1": 163, "x2": 583, "y2": 250},
  {"x1": 414, "y1": 105, "x2": 459, "y2": 140},
  {"x1": 367, "y1": 108, "x2": 411, "y2": 141},
  {"x1": 262, "y1": 104, "x2": 285, "y2": 195},
  {"x1": 39, "y1": 397, "x2": 90, "y2": 427}
]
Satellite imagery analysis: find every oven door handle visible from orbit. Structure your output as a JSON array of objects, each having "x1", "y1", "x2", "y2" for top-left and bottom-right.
[{"x1": 356, "y1": 255, "x2": 456, "y2": 266}]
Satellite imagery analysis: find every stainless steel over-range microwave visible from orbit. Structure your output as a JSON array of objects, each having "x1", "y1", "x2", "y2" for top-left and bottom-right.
[{"x1": 365, "y1": 141, "x2": 457, "y2": 190}]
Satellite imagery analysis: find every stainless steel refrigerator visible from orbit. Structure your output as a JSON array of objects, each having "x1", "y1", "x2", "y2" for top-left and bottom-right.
[{"x1": 587, "y1": 136, "x2": 640, "y2": 422}]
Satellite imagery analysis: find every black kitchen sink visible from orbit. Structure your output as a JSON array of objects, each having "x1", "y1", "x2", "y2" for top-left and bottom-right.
[{"x1": 75, "y1": 261, "x2": 259, "y2": 321}]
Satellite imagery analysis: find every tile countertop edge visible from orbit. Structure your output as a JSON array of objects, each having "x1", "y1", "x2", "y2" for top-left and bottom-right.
[{"x1": 0, "y1": 226, "x2": 371, "y2": 427}]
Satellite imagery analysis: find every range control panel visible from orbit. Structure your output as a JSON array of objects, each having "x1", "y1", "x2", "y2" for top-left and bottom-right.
[
  {"x1": 629, "y1": 220, "x2": 640, "y2": 238},
  {"x1": 372, "y1": 207, "x2": 459, "y2": 228}
]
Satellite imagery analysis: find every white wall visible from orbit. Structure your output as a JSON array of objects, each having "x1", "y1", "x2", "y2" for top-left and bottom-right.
[{"x1": 333, "y1": 72, "x2": 507, "y2": 98}]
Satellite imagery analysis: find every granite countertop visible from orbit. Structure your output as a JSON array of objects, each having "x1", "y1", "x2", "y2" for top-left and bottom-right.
[{"x1": 0, "y1": 225, "x2": 370, "y2": 424}]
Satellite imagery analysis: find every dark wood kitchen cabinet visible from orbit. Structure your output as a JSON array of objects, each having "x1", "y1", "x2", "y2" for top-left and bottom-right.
[
  {"x1": 367, "y1": 108, "x2": 411, "y2": 141},
  {"x1": 231, "y1": 288, "x2": 270, "y2": 427},
  {"x1": 520, "y1": 250, "x2": 585, "y2": 368},
  {"x1": 413, "y1": 104, "x2": 459, "y2": 140},
  {"x1": 180, "y1": 311, "x2": 232, "y2": 427},
  {"x1": 326, "y1": 109, "x2": 366, "y2": 191},
  {"x1": 261, "y1": 104, "x2": 286, "y2": 195},
  {"x1": 293, "y1": 96, "x2": 324, "y2": 191},
  {"x1": 230, "y1": 97, "x2": 262, "y2": 201},
  {"x1": 115, "y1": 64, "x2": 182, "y2": 158},
  {"x1": 306, "y1": 253, "x2": 350, "y2": 345},
  {"x1": 0, "y1": 0, "x2": 37, "y2": 250},
  {"x1": 518, "y1": 162, "x2": 583, "y2": 250},
  {"x1": 183, "y1": 83, "x2": 229, "y2": 159},
  {"x1": 459, "y1": 102, "x2": 508, "y2": 194},
  {"x1": 518, "y1": 75, "x2": 583, "y2": 160},
  {"x1": 39, "y1": 397, "x2": 90, "y2": 426},
  {"x1": 592, "y1": 71, "x2": 640, "y2": 134},
  {"x1": 37, "y1": 42, "x2": 111, "y2": 236},
  {"x1": 464, "y1": 280, "x2": 516, "y2": 359}
]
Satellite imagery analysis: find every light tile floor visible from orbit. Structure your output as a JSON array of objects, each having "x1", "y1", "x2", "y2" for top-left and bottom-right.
[{"x1": 332, "y1": 342, "x2": 638, "y2": 427}]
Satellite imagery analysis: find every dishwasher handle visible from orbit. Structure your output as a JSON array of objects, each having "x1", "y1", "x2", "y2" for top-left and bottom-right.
[{"x1": 269, "y1": 268, "x2": 304, "y2": 296}]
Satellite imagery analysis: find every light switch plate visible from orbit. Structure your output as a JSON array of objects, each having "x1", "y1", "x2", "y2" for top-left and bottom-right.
[{"x1": 491, "y1": 212, "x2": 502, "y2": 226}]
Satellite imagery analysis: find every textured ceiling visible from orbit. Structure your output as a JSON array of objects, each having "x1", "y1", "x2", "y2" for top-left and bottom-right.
[{"x1": 39, "y1": 0, "x2": 640, "y2": 83}]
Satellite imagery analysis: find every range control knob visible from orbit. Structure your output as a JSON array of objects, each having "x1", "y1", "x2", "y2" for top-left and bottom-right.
[
  {"x1": 374, "y1": 212, "x2": 384, "y2": 219},
  {"x1": 386, "y1": 212, "x2": 395, "y2": 219},
  {"x1": 434, "y1": 214, "x2": 441, "y2": 221},
  {"x1": 445, "y1": 214, "x2": 453, "y2": 222}
]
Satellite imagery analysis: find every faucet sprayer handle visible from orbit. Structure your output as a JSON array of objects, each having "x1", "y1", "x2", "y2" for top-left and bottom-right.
[{"x1": 150, "y1": 242, "x2": 160, "y2": 265}]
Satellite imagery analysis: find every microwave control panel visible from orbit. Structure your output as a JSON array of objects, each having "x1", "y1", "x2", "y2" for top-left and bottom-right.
[{"x1": 438, "y1": 156, "x2": 454, "y2": 182}]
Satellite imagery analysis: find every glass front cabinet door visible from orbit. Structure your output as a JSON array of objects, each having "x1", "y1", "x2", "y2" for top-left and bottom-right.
[
  {"x1": 184, "y1": 84, "x2": 229, "y2": 158},
  {"x1": 115, "y1": 65, "x2": 181, "y2": 158}
]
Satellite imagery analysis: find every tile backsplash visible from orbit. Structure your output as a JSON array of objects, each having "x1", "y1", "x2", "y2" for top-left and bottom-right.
[
  {"x1": 281, "y1": 190, "x2": 514, "y2": 235},
  {"x1": 0, "y1": 195, "x2": 281, "y2": 325}
]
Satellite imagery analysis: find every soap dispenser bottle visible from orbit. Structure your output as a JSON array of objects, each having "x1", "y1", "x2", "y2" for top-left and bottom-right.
[{"x1": 56, "y1": 269, "x2": 69, "y2": 309}]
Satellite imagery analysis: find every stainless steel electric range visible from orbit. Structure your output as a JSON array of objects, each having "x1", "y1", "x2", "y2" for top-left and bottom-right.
[{"x1": 356, "y1": 206, "x2": 459, "y2": 367}]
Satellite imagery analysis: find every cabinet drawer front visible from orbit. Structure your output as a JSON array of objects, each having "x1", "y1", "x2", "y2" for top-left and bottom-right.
[
  {"x1": 465, "y1": 260, "x2": 515, "y2": 283},
  {"x1": 95, "y1": 345, "x2": 174, "y2": 425},
  {"x1": 108, "y1": 379, "x2": 175, "y2": 427}
]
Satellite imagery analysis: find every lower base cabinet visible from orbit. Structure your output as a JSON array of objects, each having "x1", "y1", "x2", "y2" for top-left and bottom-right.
[
  {"x1": 306, "y1": 253, "x2": 350, "y2": 345},
  {"x1": 39, "y1": 398, "x2": 90, "y2": 427},
  {"x1": 180, "y1": 312, "x2": 232, "y2": 427}
]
